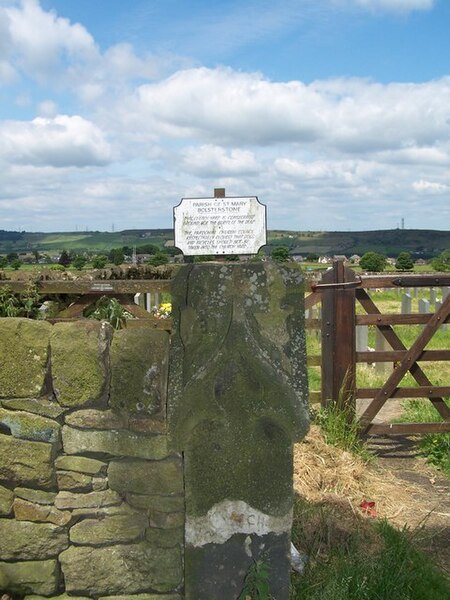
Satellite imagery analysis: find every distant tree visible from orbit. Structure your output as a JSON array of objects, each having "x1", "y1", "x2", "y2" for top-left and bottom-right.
[
  {"x1": 431, "y1": 250, "x2": 450, "y2": 272},
  {"x1": 109, "y1": 248, "x2": 125, "y2": 266},
  {"x1": 92, "y1": 255, "x2": 108, "y2": 269},
  {"x1": 147, "y1": 251, "x2": 169, "y2": 267},
  {"x1": 58, "y1": 250, "x2": 71, "y2": 267},
  {"x1": 33, "y1": 250, "x2": 41, "y2": 263},
  {"x1": 72, "y1": 255, "x2": 87, "y2": 270},
  {"x1": 7, "y1": 252, "x2": 19, "y2": 264},
  {"x1": 360, "y1": 251, "x2": 386, "y2": 272},
  {"x1": 11, "y1": 258, "x2": 22, "y2": 270},
  {"x1": 271, "y1": 246, "x2": 290, "y2": 262},
  {"x1": 395, "y1": 251, "x2": 414, "y2": 271},
  {"x1": 0, "y1": 257, "x2": 7, "y2": 269},
  {"x1": 306, "y1": 253, "x2": 319, "y2": 261},
  {"x1": 137, "y1": 243, "x2": 160, "y2": 255}
]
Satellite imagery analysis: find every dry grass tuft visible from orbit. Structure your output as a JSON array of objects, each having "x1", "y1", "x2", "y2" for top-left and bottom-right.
[{"x1": 294, "y1": 425, "x2": 435, "y2": 528}]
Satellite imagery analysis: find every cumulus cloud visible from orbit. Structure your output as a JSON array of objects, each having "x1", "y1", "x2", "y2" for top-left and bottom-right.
[
  {"x1": 121, "y1": 68, "x2": 450, "y2": 156},
  {"x1": 337, "y1": 0, "x2": 434, "y2": 13},
  {"x1": 0, "y1": 114, "x2": 112, "y2": 167},
  {"x1": 412, "y1": 179, "x2": 447, "y2": 192},
  {"x1": 4, "y1": 0, "x2": 97, "y2": 82},
  {"x1": 181, "y1": 145, "x2": 260, "y2": 177}
]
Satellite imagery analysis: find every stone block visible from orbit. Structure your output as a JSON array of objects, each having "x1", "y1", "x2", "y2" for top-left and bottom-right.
[
  {"x1": 13, "y1": 497, "x2": 71, "y2": 526},
  {"x1": 62, "y1": 426, "x2": 169, "y2": 460},
  {"x1": 54, "y1": 489, "x2": 121, "y2": 510},
  {"x1": 0, "y1": 519, "x2": 68, "y2": 560},
  {"x1": 60, "y1": 543, "x2": 182, "y2": 595},
  {"x1": 0, "y1": 407, "x2": 60, "y2": 444},
  {"x1": 1, "y1": 397, "x2": 65, "y2": 419},
  {"x1": 0, "y1": 434, "x2": 55, "y2": 489},
  {"x1": 14, "y1": 487, "x2": 57, "y2": 504},
  {"x1": 108, "y1": 458, "x2": 183, "y2": 496},
  {"x1": 65, "y1": 408, "x2": 126, "y2": 429},
  {"x1": 57, "y1": 470, "x2": 93, "y2": 492},
  {"x1": 0, "y1": 560, "x2": 60, "y2": 596},
  {"x1": 25, "y1": 595, "x2": 91, "y2": 600},
  {"x1": 51, "y1": 321, "x2": 112, "y2": 408},
  {"x1": 126, "y1": 493, "x2": 185, "y2": 512},
  {"x1": 110, "y1": 328, "x2": 169, "y2": 419},
  {"x1": 145, "y1": 527, "x2": 184, "y2": 549},
  {"x1": 69, "y1": 513, "x2": 148, "y2": 545},
  {"x1": 0, "y1": 483, "x2": 13, "y2": 515},
  {"x1": 148, "y1": 510, "x2": 184, "y2": 529},
  {"x1": 0, "y1": 319, "x2": 51, "y2": 398},
  {"x1": 55, "y1": 455, "x2": 107, "y2": 475},
  {"x1": 168, "y1": 264, "x2": 310, "y2": 599},
  {"x1": 100, "y1": 595, "x2": 181, "y2": 600}
]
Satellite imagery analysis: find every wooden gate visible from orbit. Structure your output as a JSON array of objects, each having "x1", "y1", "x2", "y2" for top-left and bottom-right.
[{"x1": 306, "y1": 261, "x2": 450, "y2": 435}]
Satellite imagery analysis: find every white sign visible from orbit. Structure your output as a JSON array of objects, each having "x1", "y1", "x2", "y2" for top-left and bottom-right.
[{"x1": 174, "y1": 196, "x2": 266, "y2": 256}]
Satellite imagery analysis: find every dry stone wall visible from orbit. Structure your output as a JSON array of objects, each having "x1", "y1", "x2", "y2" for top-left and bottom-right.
[{"x1": 0, "y1": 318, "x2": 183, "y2": 599}]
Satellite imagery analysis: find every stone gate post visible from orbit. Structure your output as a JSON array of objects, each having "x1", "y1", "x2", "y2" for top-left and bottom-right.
[{"x1": 168, "y1": 262, "x2": 309, "y2": 599}]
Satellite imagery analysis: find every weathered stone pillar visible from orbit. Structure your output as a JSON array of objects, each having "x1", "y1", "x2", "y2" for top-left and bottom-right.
[{"x1": 168, "y1": 263, "x2": 309, "y2": 599}]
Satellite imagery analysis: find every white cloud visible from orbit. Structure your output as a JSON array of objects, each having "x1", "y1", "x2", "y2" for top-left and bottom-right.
[
  {"x1": 181, "y1": 145, "x2": 260, "y2": 177},
  {"x1": 121, "y1": 68, "x2": 450, "y2": 155},
  {"x1": 0, "y1": 114, "x2": 112, "y2": 167},
  {"x1": 412, "y1": 179, "x2": 447, "y2": 192},
  {"x1": 337, "y1": 0, "x2": 434, "y2": 13},
  {"x1": 5, "y1": 0, "x2": 97, "y2": 82}
]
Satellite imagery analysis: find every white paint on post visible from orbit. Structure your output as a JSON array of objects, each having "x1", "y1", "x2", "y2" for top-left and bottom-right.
[
  {"x1": 174, "y1": 196, "x2": 266, "y2": 256},
  {"x1": 185, "y1": 499, "x2": 292, "y2": 547}
]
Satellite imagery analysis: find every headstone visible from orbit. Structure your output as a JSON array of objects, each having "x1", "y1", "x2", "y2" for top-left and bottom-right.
[
  {"x1": 435, "y1": 299, "x2": 447, "y2": 331},
  {"x1": 418, "y1": 298, "x2": 430, "y2": 314},
  {"x1": 133, "y1": 293, "x2": 144, "y2": 309},
  {"x1": 375, "y1": 328, "x2": 392, "y2": 374},
  {"x1": 168, "y1": 263, "x2": 309, "y2": 600},
  {"x1": 441, "y1": 286, "x2": 449, "y2": 300},
  {"x1": 401, "y1": 293, "x2": 412, "y2": 314},
  {"x1": 356, "y1": 325, "x2": 368, "y2": 352},
  {"x1": 430, "y1": 288, "x2": 436, "y2": 307}
]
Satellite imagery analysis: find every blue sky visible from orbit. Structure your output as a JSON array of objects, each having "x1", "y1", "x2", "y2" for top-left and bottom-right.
[{"x1": 1, "y1": 0, "x2": 449, "y2": 232}]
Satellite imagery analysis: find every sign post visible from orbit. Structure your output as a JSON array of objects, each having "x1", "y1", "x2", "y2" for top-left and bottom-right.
[{"x1": 173, "y1": 191, "x2": 266, "y2": 256}]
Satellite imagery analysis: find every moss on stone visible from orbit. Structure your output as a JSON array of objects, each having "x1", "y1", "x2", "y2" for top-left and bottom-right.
[
  {"x1": 110, "y1": 328, "x2": 169, "y2": 419},
  {"x1": 0, "y1": 407, "x2": 60, "y2": 444},
  {"x1": 0, "y1": 319, "x2": 51, "y2": 398},
  {"x1": 51, "y1": 321, "x2": 111, "y2": 408},
  {"x1": 0, "y1": 434, "x2": 55, "y2": 489}
]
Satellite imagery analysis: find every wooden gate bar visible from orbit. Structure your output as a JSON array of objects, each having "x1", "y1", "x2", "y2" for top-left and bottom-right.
[
  {"x1": 357, "y1": 386, "x2": 450, "y2": 399},
  {"x1": 359, "y1": 294, "x2": 450, "y2": 428},
  {"x1": 356, "y1": 349, "x2": 450, "y2": 362},
  {"x1": 356, "y1": 313, "x2": 450, "y2": 325}
]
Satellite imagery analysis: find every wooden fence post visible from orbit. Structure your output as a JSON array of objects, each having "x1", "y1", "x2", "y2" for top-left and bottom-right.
[{"x1": 321, "y1": 261, "x2": 356, "y2": 413}]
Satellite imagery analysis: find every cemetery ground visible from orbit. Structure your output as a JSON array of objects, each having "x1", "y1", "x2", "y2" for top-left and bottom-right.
[{"x1": 293, "y1": 287, "x2": 449, "y2": 599}]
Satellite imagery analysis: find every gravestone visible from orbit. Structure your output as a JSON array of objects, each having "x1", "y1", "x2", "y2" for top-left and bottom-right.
[
  {"x1": 356, "y1": 325, "x2": 368, "y2": 352},
  {"x1": 168, "y1": 263, "x2": 309, "y2": 600},
  {"x1": 441, "y1": 286, "x2": 449, "y2": 300},
  {"x1": 430, "y1": 288, "x2": 436, "y2": 307},
  {"x1": 375, "y1": 328, "x2": 392, "y2": 374},
  {"x1": 401, "y1": 293, "x2": 412, "y2": 314},
  {"x1": 419, "y1": 298, "x2": 430, "y2": 314}
]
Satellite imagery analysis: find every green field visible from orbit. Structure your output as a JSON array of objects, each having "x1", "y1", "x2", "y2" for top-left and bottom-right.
[{"x1": 0, "y1": 228, "x2": 448, "y2": 256}]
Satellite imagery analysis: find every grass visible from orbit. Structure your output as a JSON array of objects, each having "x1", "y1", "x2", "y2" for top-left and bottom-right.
[
  {"x1": 313, "y1": 401, "x2": 372, "y2": 461},
  {"x1": 290, "y1": 497, "x2": 450, "y2": 599},
  {"x1": 398, "y1": 399, "x2": 450, "y2": 476}
]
